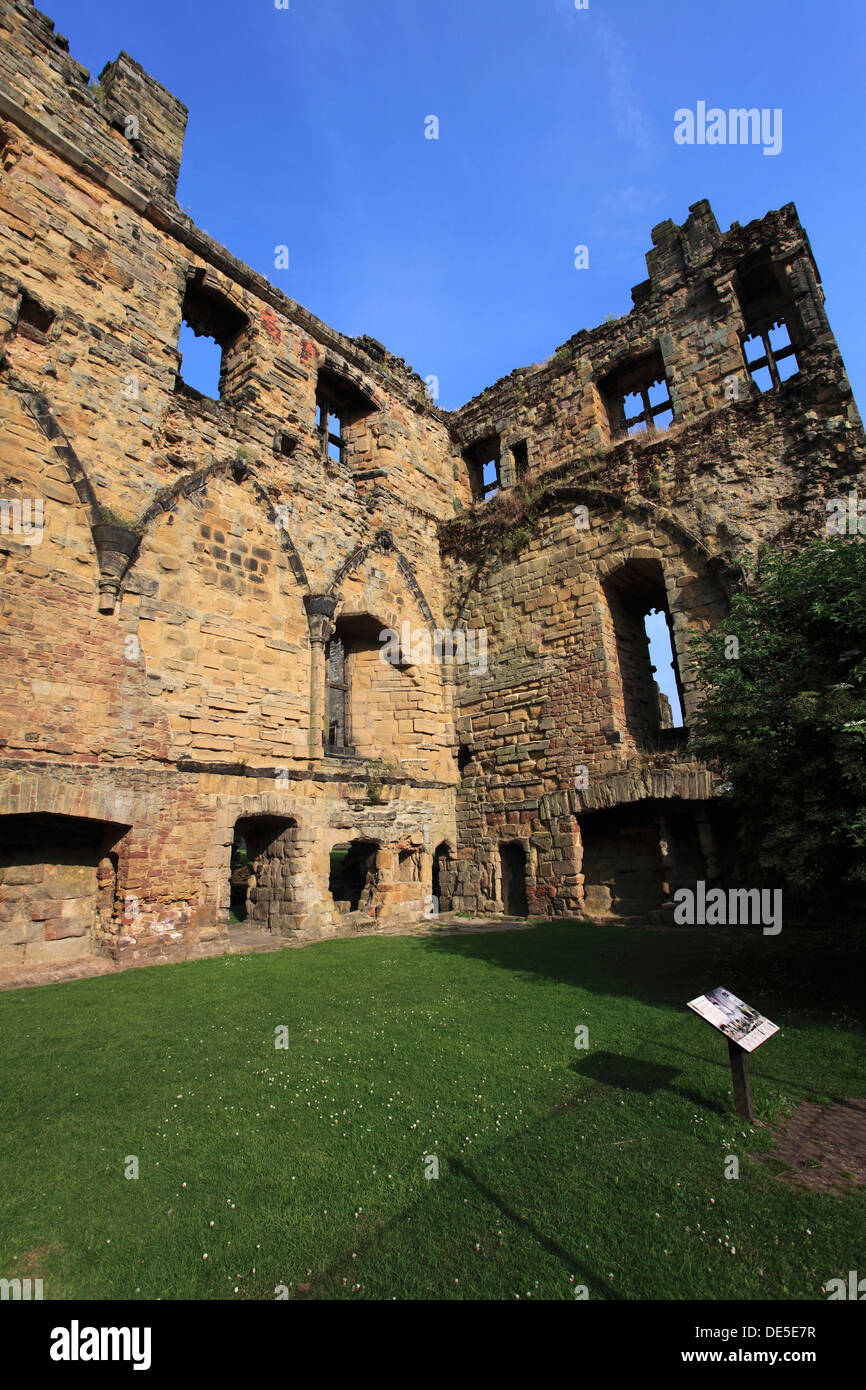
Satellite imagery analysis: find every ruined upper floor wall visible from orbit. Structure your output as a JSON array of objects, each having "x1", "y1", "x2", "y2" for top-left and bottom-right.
[
  {"x1": 0, "y1": 0, "x2": 449, "y2": 432},
  {"x1": 452, "y1": 199, "x2": 862, "y2": 501}
]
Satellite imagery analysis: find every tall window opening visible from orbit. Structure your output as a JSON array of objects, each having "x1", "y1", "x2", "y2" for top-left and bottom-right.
[
  {"x1": 324, "y1": 613, "x2": 394, "y2": 755},
  {"x1": 176, "y1": 273, "x2": 249, "y2": 404},
  {"x1": 316, "y1": 397, "x2": 345, "y2": 463},
  {"x1": 315, "y1": 366, "x2": 376, "y2": 468},
  {"x1": 603, "y1": 559, "x2": 686, "y2": 746},
  {"x1": 463, "y1": 433, "x2": 502, "y2": 502},
  {"x1": 326, "y1": 634, "x2": 349, "y2": 750},
  {"x1": 734, "y1": 255, "x2": 801, "y2": 393},
  {"x1": 643, "y1": 608, "x2": 684, "y2": 728}
]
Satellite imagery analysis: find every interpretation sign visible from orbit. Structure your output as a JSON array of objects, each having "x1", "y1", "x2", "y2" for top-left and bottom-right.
[
  {"x1": 687, "y1": 986, "x2": 779, "y2": 1053},
  {"x1": 687, "y1": 987, "x2": 779, "y2": 1121}
]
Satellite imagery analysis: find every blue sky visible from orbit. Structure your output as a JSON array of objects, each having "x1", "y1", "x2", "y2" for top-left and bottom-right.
[{"x1": 46, "y1": 0, "x2": 866, "y2": 413}]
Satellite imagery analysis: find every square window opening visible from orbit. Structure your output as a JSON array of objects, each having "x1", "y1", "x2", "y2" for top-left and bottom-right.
[
  {"x1": 777, "y1": 352, "x2": 800, "y2": 383},
  {"x1": 16, "y1": 290, "x2": 55, "y2": 338},
  {"x1": 742, "y1": 332, "x2": 765, "y2": 364},
  {"x1": 602, "y1": 351, "x2": 673, "y2": 440},
  {"x1": 751, "y1": 364, "x2": 774, "y2": 394},
  {"x1": 768, "y1": 321, "x2": 792, "y2": 353}
]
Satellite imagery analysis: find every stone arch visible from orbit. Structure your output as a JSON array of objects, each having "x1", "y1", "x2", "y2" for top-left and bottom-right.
[
  {"x1": 136, "y1": 458, "x2": 308, "y2": 589},
  {"x1": 327, "y1": 529, "x2": 437, "y2": 628},
  {"x1": 562, "y1": 764, "x2": 718, "y2": 816},
  {"x1": 317, "y1": 350, "x2": 385, "y2": 416},
  {"x1": 552, "y1": 483, "x2": 741, "y2": 594},
  {"x1": 0, "y1": 774, "x2": 138, "y2": 827}
]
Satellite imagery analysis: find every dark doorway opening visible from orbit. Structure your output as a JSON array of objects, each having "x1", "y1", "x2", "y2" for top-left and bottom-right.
[
  {"x1": 579, "y1": 802, "x2": 665, "y2": 918},
  {"x1": 499, "y1": 842, "x2": 528, "y2": 916},
  {"x1": 329, "y1": 840, "x2": 379, "y2": 913},
  {"x1": 230, "y1": 815, "x2": 298, "y2": 931},
  {"x1": 432, "y1": 841, "x2": 456, "y2": 912}
]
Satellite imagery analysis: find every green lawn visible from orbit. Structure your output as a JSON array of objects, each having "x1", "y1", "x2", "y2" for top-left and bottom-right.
[{"x1": 1, "y1": 921, "x2": 863, "y2": 1300}]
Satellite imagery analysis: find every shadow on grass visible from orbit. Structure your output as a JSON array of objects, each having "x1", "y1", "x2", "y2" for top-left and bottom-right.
[
  {"x1": 571, "y1": 1051, "x2": 728, "y2": 1116},
  {"x1": 449, "y1": 1157, "x2": 625, "y2": 1300},
  {"x1": 417, "y1": 920, "x2": 866, "y2": 1021},
  {"x1": 303, "y1": 1156, "x2": 626, "y2": 1301}
]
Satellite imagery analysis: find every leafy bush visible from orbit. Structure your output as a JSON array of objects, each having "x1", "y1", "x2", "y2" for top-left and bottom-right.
[{"x1": 690, "y1": 537, "x2": 866, "y2": 914}]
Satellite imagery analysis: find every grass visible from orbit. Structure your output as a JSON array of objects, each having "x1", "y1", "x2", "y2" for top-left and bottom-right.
[{"x1": 0, "y1": 921, "x2": 863, "y2": 1301}]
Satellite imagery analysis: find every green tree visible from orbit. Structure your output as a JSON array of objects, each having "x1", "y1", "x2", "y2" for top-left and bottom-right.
[{"x1": 690, "y1": 537, "x2": 866, "y2": 916}]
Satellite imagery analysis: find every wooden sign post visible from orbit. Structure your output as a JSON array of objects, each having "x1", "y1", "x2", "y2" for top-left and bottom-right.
[
  {"x1": 687, "y1": 987, "x2": 779, "y2": 1122},
  {"x1": 727, "y1": 1037, "x2": 754, "y2": 1122}
]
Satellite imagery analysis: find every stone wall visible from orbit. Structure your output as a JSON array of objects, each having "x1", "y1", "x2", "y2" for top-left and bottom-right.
[{"x1": 0, "y1": 0, "x2": 864, "y2": 977}]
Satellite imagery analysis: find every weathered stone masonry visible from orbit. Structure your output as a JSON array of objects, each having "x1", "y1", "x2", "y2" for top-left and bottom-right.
[{"x1": 0, "y1": 1, "x2": 863, "y2": 976}]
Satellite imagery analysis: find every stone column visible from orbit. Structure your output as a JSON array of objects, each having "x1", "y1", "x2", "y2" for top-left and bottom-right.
[{"x1": 303, "y1": 595, "x2": 337, "y2": 761}]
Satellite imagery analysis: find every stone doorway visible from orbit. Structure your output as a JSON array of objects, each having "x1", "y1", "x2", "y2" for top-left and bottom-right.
[
  {"x1": 229, "y1": 816, "x2": 299, "y2": 935},
  {"x1": 499, "y1": 842, "x2": 528, "y2": 917},
  {"x1": 432, "y1": 841, "x2": 456, "y2": 913}
]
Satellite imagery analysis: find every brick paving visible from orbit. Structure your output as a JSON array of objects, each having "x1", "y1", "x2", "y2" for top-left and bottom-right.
[{"x1": 758, "y1": 1099, "x2": 866, "y2": 1194}]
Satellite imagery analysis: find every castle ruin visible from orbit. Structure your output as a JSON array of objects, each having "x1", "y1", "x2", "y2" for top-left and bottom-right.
[{"x1": 1, "y1": 0, "x2": 864, "y2": 980}]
